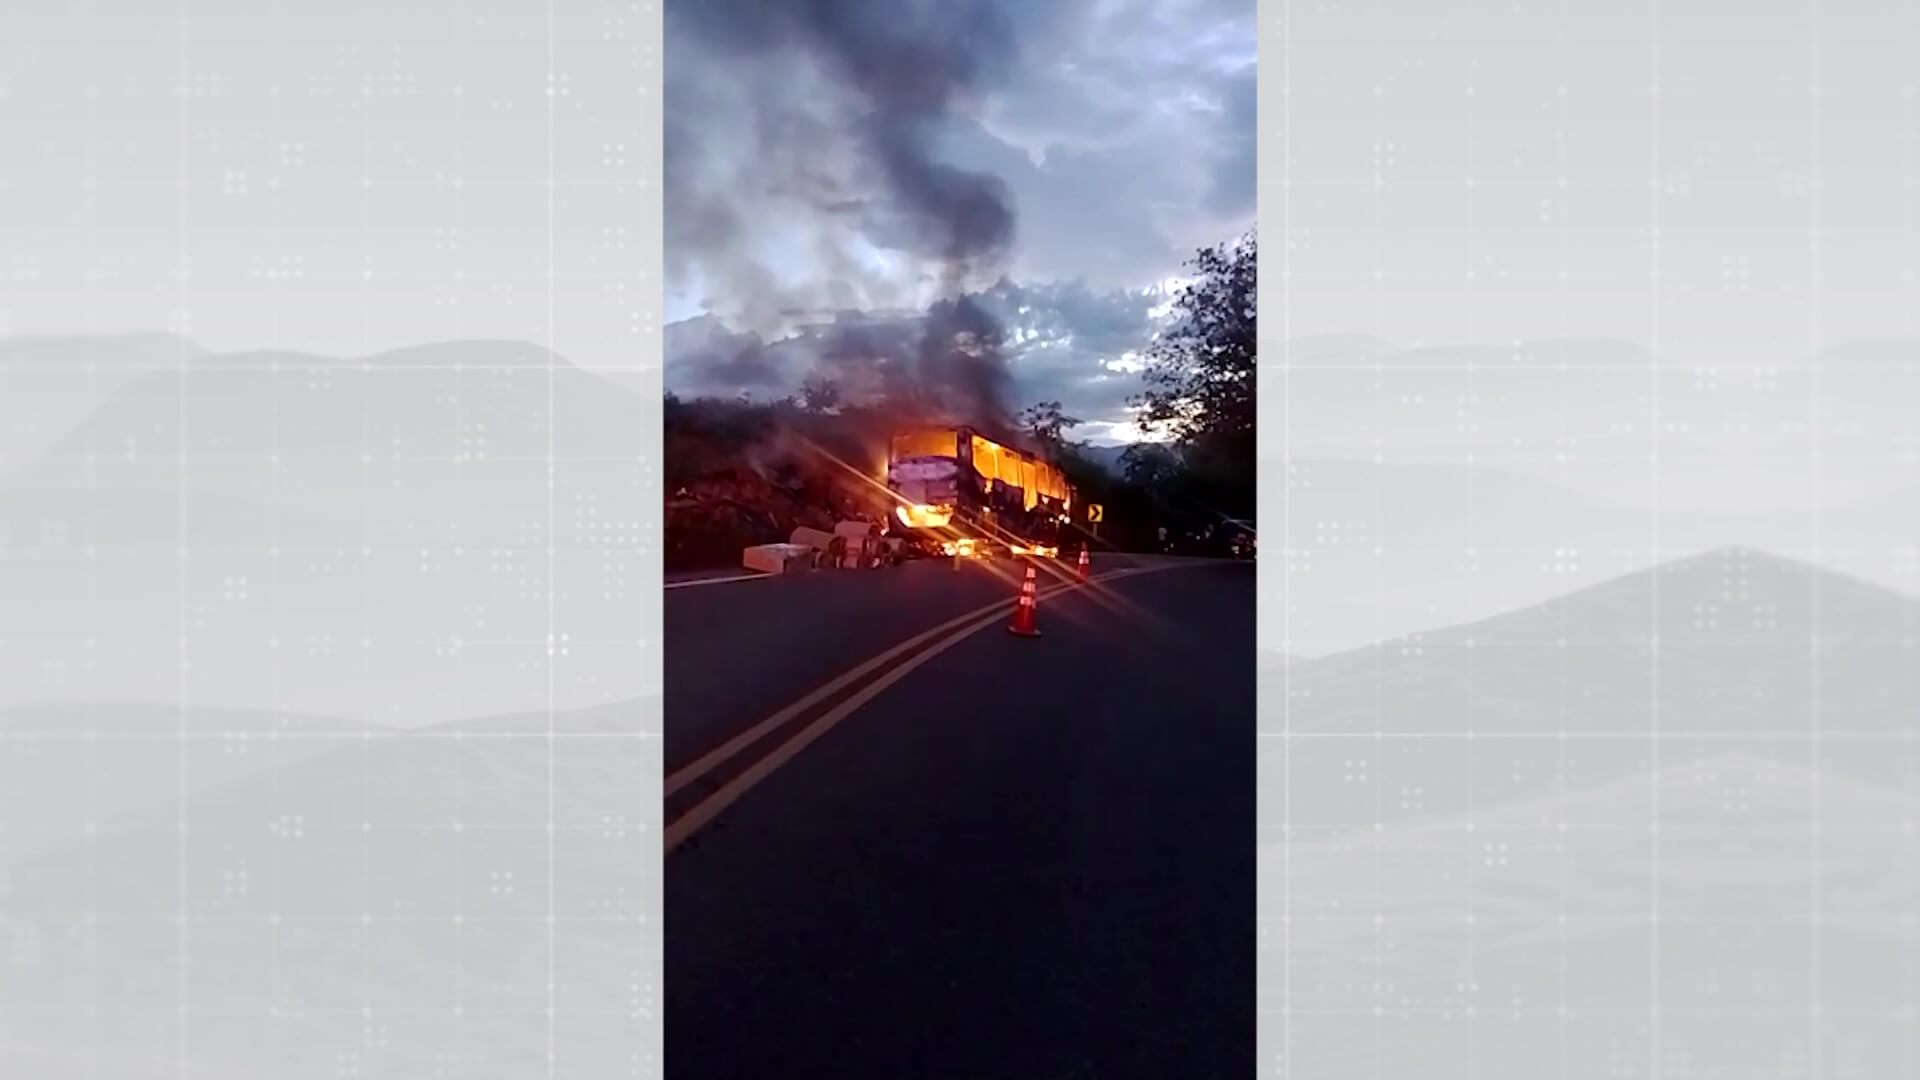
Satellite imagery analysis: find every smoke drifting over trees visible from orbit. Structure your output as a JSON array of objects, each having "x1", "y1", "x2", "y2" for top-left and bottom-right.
[{"x1": 665, "y1": 299, "x2": 1019, "y2": 439}]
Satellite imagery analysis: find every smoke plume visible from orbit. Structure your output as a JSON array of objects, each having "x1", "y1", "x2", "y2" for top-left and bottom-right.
[
  {"x1": 667, "y1": 0, "x2": 1018, "y2": 278},
  {"x1": 666, "y1": 0, "x2": 1030, "y2": 427},
  {"x1": 815, "y1": 294, "x2": 1016, "y2": 427}
]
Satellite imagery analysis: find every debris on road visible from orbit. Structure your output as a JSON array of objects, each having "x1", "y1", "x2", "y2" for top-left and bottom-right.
[{"x1": 742, "y1": 543, "x2": 819, "y2": 576}]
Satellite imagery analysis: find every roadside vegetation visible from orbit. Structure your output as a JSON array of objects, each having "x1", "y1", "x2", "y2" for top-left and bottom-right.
[{"x1": 665, "y1": 230, "x2": 1257, "y2": 571}]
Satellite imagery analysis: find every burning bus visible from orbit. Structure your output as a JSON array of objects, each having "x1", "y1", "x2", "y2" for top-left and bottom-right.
[{"x1": 886, "y1": 427, "x2": 1073, "y2": 559}]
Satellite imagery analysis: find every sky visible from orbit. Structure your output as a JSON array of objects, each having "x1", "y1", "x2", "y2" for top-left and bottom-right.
[
  {"x1": 661, "y1": 0, "x2": 1258, "y2": 445},
  {"x1": 0, "y1": 0, "x2": 1205, "y2": 455},
  {"x1": 6, "y1": 0, "x2": 1911, "y2": 462}
]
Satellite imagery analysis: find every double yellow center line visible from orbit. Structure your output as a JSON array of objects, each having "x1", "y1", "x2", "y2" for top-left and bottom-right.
[{"x1": 662, "y1": 562, "x2": 1180, "y2": 854}]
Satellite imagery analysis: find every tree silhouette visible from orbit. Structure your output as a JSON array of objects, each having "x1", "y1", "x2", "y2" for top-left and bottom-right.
[
  {"x1": 1018, "y1": 400, "x2": 1082, "y2": 447},
  {"x1": 1118, "y1": 442, "x2": 1182, "y2": 490},
  {"x1": 799, "y1": 375, "x2": 842, "y2": 414},
  {"x1": 1132, "y1": 231, "x2": 1255, "y2": 513}
]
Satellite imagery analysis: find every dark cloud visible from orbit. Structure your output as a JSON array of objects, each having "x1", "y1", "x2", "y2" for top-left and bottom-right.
[
  {"x1": 666, "y1": 0, "x2": 1255, "y2": 313},
  {"x1": 983, "y1": 280, "x2": 1167, "y2": 433},
  {"x1": 975, "y1": 279, "x2": 1161, "y2": 358},
  {"x1": 666, "y1": 0, "x2": 1036, "y2": 321},
  {"x1": 663, "y1": 317, "x2": 798, "y2": 396},
  {"x1": 665, "y1": 278, "x2": 1172, "y2": 438},
  {"x1": 663, "y1": 0, "x2": 1253, "y2": 441},
  {"x1": 724, "y1": 296, "x2": 1019, "y2": 428}
]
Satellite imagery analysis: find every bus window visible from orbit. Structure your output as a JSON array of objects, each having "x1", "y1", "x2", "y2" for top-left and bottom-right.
[{"x1": 892, "y1": 429, "x2": 959, "y2": 461}]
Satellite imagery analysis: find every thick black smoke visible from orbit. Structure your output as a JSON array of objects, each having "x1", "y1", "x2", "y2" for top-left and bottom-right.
[
  {"x1": 810, "y1": 295, "x2": 1015, "y2": 429},
  {"x1": 667, "y1": 0, "x2": 1018, "y2": 275},
  {"x1": 666, "y1": 0, "x2": 1035, "y2": 426}
]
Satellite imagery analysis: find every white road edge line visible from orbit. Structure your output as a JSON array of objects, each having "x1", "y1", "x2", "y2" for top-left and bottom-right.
[{"x1": 664, "y1": 571, "x2": 772, "y2": 590}]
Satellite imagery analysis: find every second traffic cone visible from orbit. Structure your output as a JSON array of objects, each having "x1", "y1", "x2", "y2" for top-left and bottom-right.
[
  {"x1": 1007, "y1": 564, "x2": 1042, "y2": 637},
  {"x1": 1077, "y1": 544, "x2": 1090, "y2": 581}
]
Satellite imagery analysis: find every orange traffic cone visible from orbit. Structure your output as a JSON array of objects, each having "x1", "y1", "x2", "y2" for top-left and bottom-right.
[
  {"x1": 1007, "y1": 564, "x2": 1042, "y2": 637},
  {"x1": 1077, "y1": 544, "x2": 1090, "y2": 581}
]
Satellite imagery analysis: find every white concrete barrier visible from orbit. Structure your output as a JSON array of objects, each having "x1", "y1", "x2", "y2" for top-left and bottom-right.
[{"x1": 741, "y1": 543, "x2": 816, "y2": 575}]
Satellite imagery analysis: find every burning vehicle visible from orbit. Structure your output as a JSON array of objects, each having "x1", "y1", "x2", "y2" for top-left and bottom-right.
[{"x1": 886, "y1": 426, "x2": 1072, "y2": 559}]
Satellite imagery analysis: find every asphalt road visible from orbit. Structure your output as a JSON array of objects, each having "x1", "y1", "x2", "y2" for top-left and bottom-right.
[
  {"x1": 663, "y1": 552, "x2": 1172, "y2": 774},
  {"x1": 664, "y1": 556, "x2": 1255, "y2": 1079}
]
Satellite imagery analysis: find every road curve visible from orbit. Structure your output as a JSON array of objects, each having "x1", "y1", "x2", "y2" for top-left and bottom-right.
[{"x1": 665, "y1": 558, "x2": 1255, "y2": 1079}]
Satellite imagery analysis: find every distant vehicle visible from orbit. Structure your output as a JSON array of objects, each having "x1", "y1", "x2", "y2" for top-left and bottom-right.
[
  {"x1": 1220, "y1": 518, "x2": 1256, "y2": 559},
  {"x1": 886, "y1": 426, "x2": 1073, "y2": 559}
]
